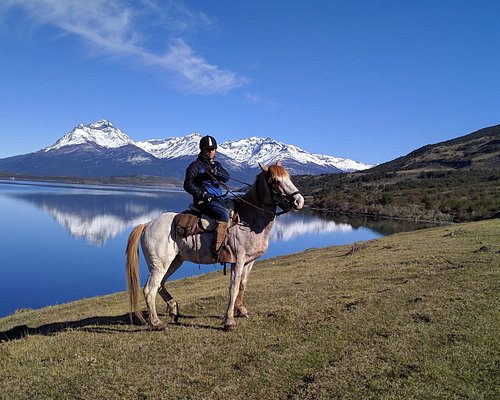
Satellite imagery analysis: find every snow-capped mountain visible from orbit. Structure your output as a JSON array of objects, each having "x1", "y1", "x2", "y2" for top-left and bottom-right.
[
  {"x1": 135, "y1": 133, "x2": 202, "y2": 159},
  {"x1": 134, "y1": 134, "x2": 371, "y2": 172},
  {"x1": 218, "y1": 136, "x2": 370, "y2": 173},
  {"x1": 44, "y1": 119, "x2": 134, "y2": 151},
  {"x1": 0, "y1": 119, "x2": 372, "y2": 181}
]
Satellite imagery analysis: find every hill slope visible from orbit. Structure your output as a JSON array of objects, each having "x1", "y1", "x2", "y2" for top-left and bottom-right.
[
  {"x1": 296, "y1": 124, "x2": 500, "y2": 222},
  {"x1": 0, "y1": 220, "x2": 498, "y2": 399},
  {"x1": 371, "y1": 124, "x2": 500, "y2": 173}
]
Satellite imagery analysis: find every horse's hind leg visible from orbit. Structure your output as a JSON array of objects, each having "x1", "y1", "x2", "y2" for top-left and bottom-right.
[
  {"x1": 158, "y1": 256, "x2": 183, "y2": 323},
  {"x1": 143, "y1": 261, "x2": 169, "y2": 329}
]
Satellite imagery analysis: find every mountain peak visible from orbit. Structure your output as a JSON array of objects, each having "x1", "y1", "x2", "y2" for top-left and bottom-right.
[
  {"x1": 88, "y1": 119, "x2": 114, "y2": 129},
  {"x1": 136, "y1": 132, "x2": 202, "y2": 159},
  {"x1": 44, "y1": 120, "x2": 133, "y2": 152}
]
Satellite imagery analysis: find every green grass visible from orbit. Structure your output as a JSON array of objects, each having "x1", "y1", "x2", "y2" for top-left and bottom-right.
[{"x1": 1, "y1": 219, "x2": 499, "y2": 399}]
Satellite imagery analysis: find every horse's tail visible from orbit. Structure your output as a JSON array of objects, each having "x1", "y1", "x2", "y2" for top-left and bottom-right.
[{"x1": 125, "y1": 223, "x2": 146, "y2": 325}]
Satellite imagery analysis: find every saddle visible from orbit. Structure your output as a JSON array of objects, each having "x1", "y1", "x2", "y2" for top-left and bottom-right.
[{"x1": 173, "y1": 198, "x2": 238, "y2": 263}]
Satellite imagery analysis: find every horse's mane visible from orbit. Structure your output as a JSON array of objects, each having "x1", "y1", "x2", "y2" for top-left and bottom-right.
[
  {"x1": 242, "y1": 163, "x2": 289, "y2": 199},
  {"x1": 268, "y1": 164, "x2": 289, "y2": 178}
]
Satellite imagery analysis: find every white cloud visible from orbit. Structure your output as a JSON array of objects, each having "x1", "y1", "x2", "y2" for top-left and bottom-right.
[
  {"x1": 244, "y1": 93, "x2": 261, "y2": 103},
  {"x1": 243, "y1": 92, "x2": 282, "y2": 109},
  {"x1": 0, "y1": 0, "x2": 247, "y2": 94}
]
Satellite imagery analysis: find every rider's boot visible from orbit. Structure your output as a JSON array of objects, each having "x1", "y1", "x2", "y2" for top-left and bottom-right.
[{"x1": 213, "y1": 221, "x2": 229, "y2": 255}]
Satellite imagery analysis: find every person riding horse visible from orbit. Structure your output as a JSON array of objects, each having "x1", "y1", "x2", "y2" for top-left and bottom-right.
[{"x1": 183, "y1": 135, "x2": 230, "y2": 256}]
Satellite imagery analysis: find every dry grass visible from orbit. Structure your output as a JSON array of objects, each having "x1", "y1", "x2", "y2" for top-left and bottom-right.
[{"x1": 1, "y1": 219, "x2": 499, "y2": 399}]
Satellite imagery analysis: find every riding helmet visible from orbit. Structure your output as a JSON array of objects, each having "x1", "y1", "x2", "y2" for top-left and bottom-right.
[{"x1": 199, "y1": 135, "x2": 218, "y2": 150}]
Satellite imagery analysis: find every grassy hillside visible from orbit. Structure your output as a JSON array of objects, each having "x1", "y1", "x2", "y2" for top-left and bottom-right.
[{"x1": 1, "y1": 219, "x2": 498, "y2": 399}]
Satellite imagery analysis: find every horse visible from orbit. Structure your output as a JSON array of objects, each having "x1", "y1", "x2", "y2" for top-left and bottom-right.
[{"x1": 125, "y1": 161, "x2": 305, "y2": 331}]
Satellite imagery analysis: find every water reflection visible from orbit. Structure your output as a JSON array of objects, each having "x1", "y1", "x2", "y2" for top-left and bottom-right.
[
  {"x1": 309, "y1": 210, "x2": 440, "y2": 235},
  {"x1": 4, "y1": 184, "x2": 190, "y2": 245},
  {"x1": 271, "y1": 212, "x2": 353, "y2": 242},
  {"x1": 0, "y1": 180, "x2": 434, "y2": 317},
  {"x1": 4, "y1": 182, "x2": 387, "y2": 247}
]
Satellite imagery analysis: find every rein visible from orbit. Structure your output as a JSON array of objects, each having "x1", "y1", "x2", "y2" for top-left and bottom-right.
[{"x1": 206, "y1": 168, "x2": 296, "y2": 217}]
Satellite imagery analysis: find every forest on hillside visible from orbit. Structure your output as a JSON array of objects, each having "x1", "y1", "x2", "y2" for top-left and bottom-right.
[{"x1": 295, "y1": 169, "x2": 500, "y2": 222}]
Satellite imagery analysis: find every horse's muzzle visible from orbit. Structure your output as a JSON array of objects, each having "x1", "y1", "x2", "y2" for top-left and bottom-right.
[{"x1": 292, "y1": 193, "x2": 305, "y2": 211}]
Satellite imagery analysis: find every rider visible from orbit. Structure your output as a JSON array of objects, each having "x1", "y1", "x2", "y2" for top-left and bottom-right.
[{"x1": 183, "y1": 135, "x2": 230, "y2": 256}]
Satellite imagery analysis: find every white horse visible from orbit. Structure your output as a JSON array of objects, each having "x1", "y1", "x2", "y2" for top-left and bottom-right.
[{"x1": 125, "y1": 161, "x2": 304, "y2": 330}]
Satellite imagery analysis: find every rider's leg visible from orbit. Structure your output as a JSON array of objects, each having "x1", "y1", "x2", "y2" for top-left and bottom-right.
[{"x1": 201, "y1": 201, "x2": 230, "y2": 254}]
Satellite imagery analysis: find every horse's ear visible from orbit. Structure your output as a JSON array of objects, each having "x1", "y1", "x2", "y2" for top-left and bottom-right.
[
  {"x1": 259, "y1": 162, "x2": 269, "y2": 172},
  {"x1": 276, "y1": 160, "x2": 282, "y2": 167}
]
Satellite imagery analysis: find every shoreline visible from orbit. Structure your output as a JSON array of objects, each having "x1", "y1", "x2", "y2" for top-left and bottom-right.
[{"x1": 307, "y1": 206, "x2": 454, "y2": 225}]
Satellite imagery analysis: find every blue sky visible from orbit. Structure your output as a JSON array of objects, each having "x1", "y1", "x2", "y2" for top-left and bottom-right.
[{"x1": 1, "y1": 0, "x2": 499, "y2": 165}]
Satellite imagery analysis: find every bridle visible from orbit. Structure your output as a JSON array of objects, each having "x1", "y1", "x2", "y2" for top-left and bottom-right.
[
  {"x1": 205, "y1": 168, "x2": 300, "y2": 217},
  {"x1": 256, "y1": 171, "x2": 300, "y2": 216}
]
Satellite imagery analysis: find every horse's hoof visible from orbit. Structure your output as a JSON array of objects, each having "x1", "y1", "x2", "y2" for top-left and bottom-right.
[
  {"x1": 224, "y1": 324, "x2": 237, "y2": 332},
  {"x1": 235, "y1": 309, "x2": 249, "y2": 318},
  {"x1": 150, "y1": 321, "x2": 169, "y2": 331}
]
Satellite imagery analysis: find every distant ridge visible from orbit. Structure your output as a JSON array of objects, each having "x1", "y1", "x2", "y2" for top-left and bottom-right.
[
  {"x1": 295, "y1": 123, "x2": 500, "y2": 223},
  {"x1": 0, "y1": 120, "x2": 372, "y2": 182},
  {"x1": 369, "y1": 124, "x2": 500, "y2": 173}
]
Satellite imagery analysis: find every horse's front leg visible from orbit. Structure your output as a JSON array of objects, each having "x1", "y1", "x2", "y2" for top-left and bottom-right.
[
  {"x1": 223, "y1": 262, "x2": 244, "y2": 330},
  {"x1": 234, "y1": 261, "x2": 255, "y2": 318}
]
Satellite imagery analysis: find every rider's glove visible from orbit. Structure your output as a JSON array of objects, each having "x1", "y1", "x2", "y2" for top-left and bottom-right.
[
  {"x1": 208, "y1": 161, "x2": 218, "y2": 176},
  {"x1": 203, "y1": 192, "x2": 213, "y2": 202}
]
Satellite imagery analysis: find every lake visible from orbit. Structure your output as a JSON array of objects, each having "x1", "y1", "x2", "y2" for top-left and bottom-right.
[{"x1": 0, "y1": 180, "x2": 433, "y2": 317}]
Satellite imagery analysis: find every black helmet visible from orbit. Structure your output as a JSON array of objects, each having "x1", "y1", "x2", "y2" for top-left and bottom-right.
[{"x1": 199, "y1": 135, "x2": 218, "y2": 150}]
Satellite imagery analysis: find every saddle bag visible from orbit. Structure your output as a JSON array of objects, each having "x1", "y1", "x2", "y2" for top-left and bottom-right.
[{"x1": 173, "y1": 213, "x2": 202, "y2": 238}]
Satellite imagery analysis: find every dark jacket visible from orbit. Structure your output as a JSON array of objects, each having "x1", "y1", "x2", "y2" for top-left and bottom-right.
[{"x1": 183, "y1": 154, "x2": 230, "y2": 203}]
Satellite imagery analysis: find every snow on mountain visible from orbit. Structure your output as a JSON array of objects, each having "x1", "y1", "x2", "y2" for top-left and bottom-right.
[
  {"x1": 313, "y1": 154, "x2": 373, "y2": 172},
  {"x1": 220, "y1": 137, "x2": 292, "y2": 165},
  {"x1": 217, "y1": 137, "x2": 372, "y2": 172},
  {"x1": 43, "y1": 119, "x2": 134, "y2": 151},
  {"x1": 36, "y1": 120, "x2": 372, "y2": 173},
  {"x1": 135, "y1": 134, "x2": 372, "y2": 172},
  {"x1": 136, "y1": 133, "x2": 202, "y2": 159}
]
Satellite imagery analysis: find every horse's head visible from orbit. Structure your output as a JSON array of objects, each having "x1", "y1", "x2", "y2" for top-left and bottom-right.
[{"x1": 259, "y1": 161, "x2": 305, "y2": 212}]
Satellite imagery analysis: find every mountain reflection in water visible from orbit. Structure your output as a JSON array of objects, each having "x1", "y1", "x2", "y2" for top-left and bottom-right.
[
  {"x1": 5, "y1": 184, "x2": 390, "y2": 246},
  {"x1": 6, "y1": 187, "x2": 190, "y2": 245},
  {"x1": 271, "y1": 213, "x2": 353, "y2": 242},
  {"x1": 7, "y1": 187, "x2": 433, "y2": 246}
]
